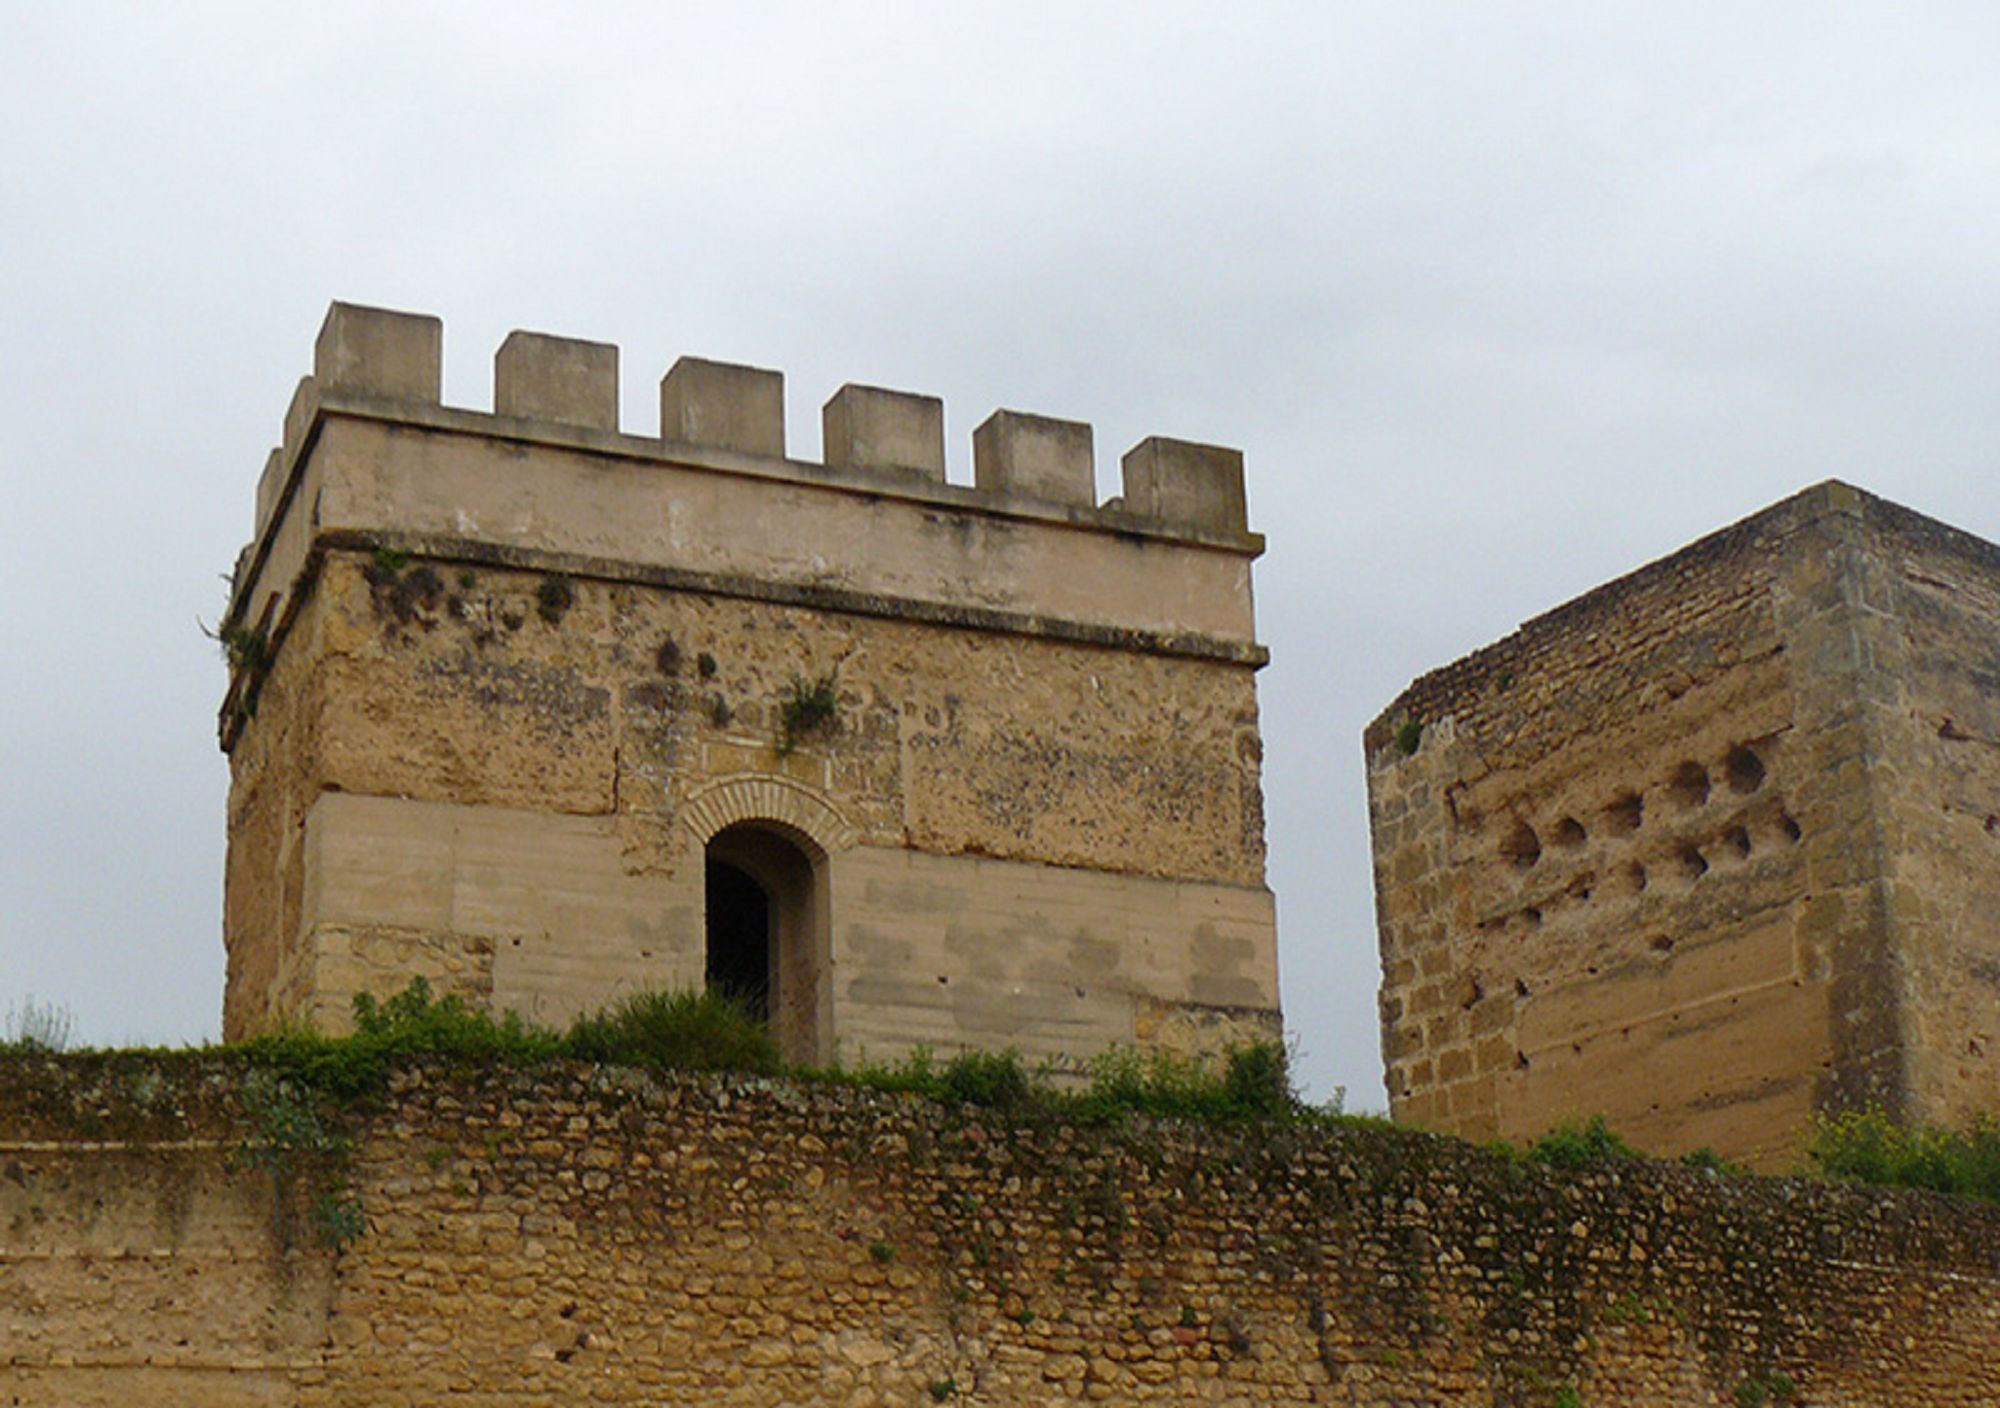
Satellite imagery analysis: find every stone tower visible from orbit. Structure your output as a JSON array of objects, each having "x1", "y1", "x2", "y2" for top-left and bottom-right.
[
  {"x1": 219, "y1": 302, "x2": 1278, "y2": 1066},
  {"x1": 1367, "y1": 482, "x2": 2000, "y2": 1167}
]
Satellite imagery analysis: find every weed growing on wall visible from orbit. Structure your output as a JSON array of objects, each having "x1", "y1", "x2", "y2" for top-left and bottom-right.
[
  {"x1": 1733, "y1": 1372, "x2": 1798, "y2": 1406},
  {"x1": 777, "y1": 671, "x2": 839, "y2": 754},
  {"x1": 535, "y1": 572, "x2": 575, "y2": 624},
  {"x1": 208, "y1": 622, "x2": 270, "y2": 674},
  {"x1": 821, "y1": 1038, "x2": 1330, "y2": 1130},
  {"x1": 1070, "y1": 1043, "x2": 1296, "y2": 1124},
  {"x1": 567, "y1": 989, "x2": 779, "y2": 1075},
  {"x1": 1806, "y1": 1109, "x2": 2000, "y2": 1204},
  {"x1": 1523, "y1": 1115, "x2": 1640, "y2": 1170},
  {"x1": 1, "y1": 996, "x2": 76, "y2": 1052},
  {"x1": 233, "y1": 1068, "x2": 356, "y2": 1250},
  {"x1": 236, "y1": 978, "x2": 563, "y2": 1099}
]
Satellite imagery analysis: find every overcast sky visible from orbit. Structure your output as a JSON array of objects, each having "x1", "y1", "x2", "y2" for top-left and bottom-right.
[{"x1": 5, "y1": 3, "x2": 2000, "y2": 1104}]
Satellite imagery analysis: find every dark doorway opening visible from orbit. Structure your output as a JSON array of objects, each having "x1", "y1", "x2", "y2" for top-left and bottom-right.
[
  {"x1": 704, "y1": 859, "x2": 771, "y2": 1023},
  {"x1": 701, "y1": 822, "x2": 829, "y2": 1063}
]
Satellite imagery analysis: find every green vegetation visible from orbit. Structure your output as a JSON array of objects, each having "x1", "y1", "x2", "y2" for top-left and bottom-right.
[
  {"x1": 535, "y1": 572, "x2": 575, "y2": 624},
  {"x1": 1395, "y1": 717, "x2": 1423, "y2": 756},
  {"x1": 1679, "y1": 1146, "x2": 1748, "y2": 1176},
  {"x1": 233, "y1": 1067, "x2": 361, "y2": 1250},
  {"x1": 202, "y1": 618, "x2": 271, "y2": 674},
  {"x1": 777, "y1": 670, "x2": 840, "y2": 754},
  {"x1": 1734, "y1": 1371, "x2": 1797, "y2": 1405},
  {"x1": 820, "y1": 1037, "x2": 1344, "y2": 1131},
  {"x1": 933, "y1": 1047, "x2": 1033, "y2": 1110},
  {"x1": 568, "y1": 988, "x2": 780, "y2": 1076},
  {"x1": 195, "y1": 981, "x2": 1339, "y2": 1139},
  {"x1": 1805, "y1": 1109, "x2": 2000, "y2": 1205},
  {"x1": 1523, "y1": 1115, "x2": 1640, "y2": 1170},
  {"x1": 1067, "y1": 1041, "x2": 1297, "y2": 1124},
  {"x1": 232, "y1": 980, "x2": 791, "y2": 1099},
  {"x1": 234, "y1": 978, "x2": 564, "y2": 1099}
]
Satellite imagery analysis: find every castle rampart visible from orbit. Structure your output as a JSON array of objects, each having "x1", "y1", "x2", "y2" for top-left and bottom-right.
[
  {"x1": 219, "y1": 303, "x2": 1277, "y2": 1065},
  {"x1": 1367, "y1": 482, "x2": 2000, "y2": 1166},
  {"x1": 6, "y1": 1055, "x2": 1999, "y2": 1405}
]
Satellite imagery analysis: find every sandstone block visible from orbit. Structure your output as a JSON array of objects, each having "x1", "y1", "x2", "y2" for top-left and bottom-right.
[
  {"x1": 495, "y1": 330, "x2": 619, "y2": 432},
  {"x1": 822, "y1": 384, "x2": 945, "y2": 482},
  {"x1": 281, "y1": 375, "x2": 318, "y2": 458},
  {"x1": 660, "y1": 356, "x2": 785, "y2": 458},
  {"x1": 1119, "y1": 437, "x2": 1247, "y2": 534},
  {"x1": 973, "y1": 410, "x2": 1094, "y2": 509},
  {"x1": 314, "y1": 302, "x2": 442, "y2": 403},
  {"x1": 253, "y1": 447, "x2": 285, "y2": 536}
]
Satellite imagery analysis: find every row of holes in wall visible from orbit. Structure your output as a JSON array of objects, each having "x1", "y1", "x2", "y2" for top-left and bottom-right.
[
  {"x1": 1496, "y1": 743, "x2": 1775, "y2": 871},
  {"x1": 1473, "y1": 743, "x2": 1801, "y2": 936}
]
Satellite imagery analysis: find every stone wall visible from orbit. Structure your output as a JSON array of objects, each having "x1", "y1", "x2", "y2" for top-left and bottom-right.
[
  {"x1": 1854, "y1": 498, "x2": 2000, "y2": 1127},
  {"x1": 224, "y1": 553, "x2": 1276, "y2": 1065},
  {"x1": 5, "y1": 1054, "x2": 2000, "y2": 1406},
  {"x1": 1367, "y1": 489, "x2": 1842, "y2": 1166},
  {"x1": 1365, "y1": 481, "x2": 2000, "y2": 1168},
  {"x1": 218, "y1": 302, "x2": 1277, "y2": 1067}
]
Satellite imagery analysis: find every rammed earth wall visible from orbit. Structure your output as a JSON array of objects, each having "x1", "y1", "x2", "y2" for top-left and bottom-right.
[
  {"x1": 4, "y1": 1055, "x2": 1999, "y2": 1405},
  {"x1": 1366, "y1": 482, "x2": 2000, "y2": 1169}
]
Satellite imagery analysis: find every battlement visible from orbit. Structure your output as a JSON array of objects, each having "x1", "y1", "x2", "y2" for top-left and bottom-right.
[
  {"x1": 218, "y1": 300, "x2": 1277, "y2": 1065},
  {"x1": 228, "y1": 303, "x2": 1263, "y2": 738}
]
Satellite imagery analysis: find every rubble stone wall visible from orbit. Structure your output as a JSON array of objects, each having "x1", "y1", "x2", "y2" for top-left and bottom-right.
[{"x1": 5, "y1": 1057, "x2": 1999, "y2": 1406}]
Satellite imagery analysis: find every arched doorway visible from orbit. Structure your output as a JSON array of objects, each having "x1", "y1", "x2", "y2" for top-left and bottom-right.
[
  {"x1": 703, "y1": 822, "x2": 830, "y2": 1064},
  {"x1": 704, "y1": 858, "x2": 771, "y2": 1022}
]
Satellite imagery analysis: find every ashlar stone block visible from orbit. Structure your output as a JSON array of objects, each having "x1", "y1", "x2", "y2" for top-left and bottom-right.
[
  {"x1": 495, "y1": 330, "x2": 619, "y2": 432},
  {"x1": 822, "y1": 384, "x2": 945, "y2": 482},
  {"x1": 313, "y1": 302, "x2": 442, "y2": 404},
  {"x1": 1120, "y1": 436, "x2": 1248, "y2": 535},
  {"x1": 661, "y1": 356, "x2": 786, "y2": 458},
  {"x1": 973, "y1": 410, "x2": 1094, "y2": 509}
]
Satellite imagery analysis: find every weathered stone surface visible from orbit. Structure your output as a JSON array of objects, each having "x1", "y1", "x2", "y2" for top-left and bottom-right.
[
  {"x1": 1367, "y1": 481, "x2": 2000, "y2": 1167},
  {"x1": 312, "y1": 301, "x2": 441, "y2": 404},
  {"x1": 494, "y1": 329, "x2": 619, "y2": 431},
  {"x1": 5, "y1": 1057, "x2": 1999, "y2": 1406},
  {"x1": 219, "y1": 303, "x2": 1277, "y2": 1070},
  {"x1": 973, "y1": 409, "x2": 1095, "y2": 509},
  {"x1": 821, "y1": 382, "x2": 945, "y2": 482},
  {"x1": 1119, "y1": 436, "x2": 1248, "y2": 535},
  {"x1": 659, "y1": 354, "x2": 785, "y2": 457}
]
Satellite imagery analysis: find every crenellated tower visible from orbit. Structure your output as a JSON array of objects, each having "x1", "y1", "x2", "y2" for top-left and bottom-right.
[{"x1": 218, "y1": 302, "x2": 1278, "y2": 1065}]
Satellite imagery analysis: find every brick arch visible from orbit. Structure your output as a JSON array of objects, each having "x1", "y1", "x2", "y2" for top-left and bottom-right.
[{"x1": 679, "y1": 777, "x2": 857, "y2": 859}]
